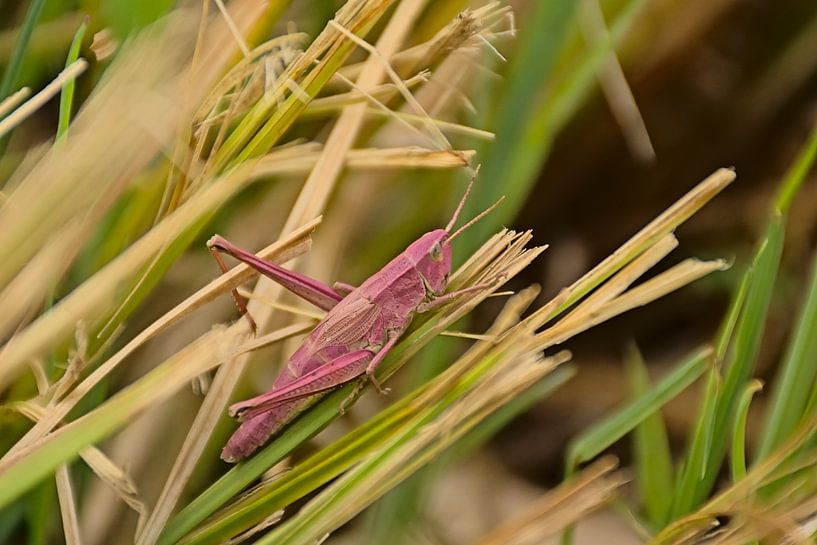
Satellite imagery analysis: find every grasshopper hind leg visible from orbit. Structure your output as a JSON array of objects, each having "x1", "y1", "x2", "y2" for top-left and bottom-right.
[
  {"x1": 209, "y1": 244, "x2": 258, "y2": 333},
  {"x1": 332, "y1": 281, "x2": 356, "y2": 295}
]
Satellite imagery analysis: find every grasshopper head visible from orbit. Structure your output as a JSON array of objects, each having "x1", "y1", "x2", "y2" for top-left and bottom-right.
[
  {"x1": 414, "y1": 167, "x2": 503, "y2": 296},
  {"x1": 411, "y1": 229, "x2": 452, "y2": 295}
]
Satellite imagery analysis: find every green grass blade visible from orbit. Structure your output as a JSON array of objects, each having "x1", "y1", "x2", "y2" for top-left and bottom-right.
[
  {"x1": 0, "y1": 0, "x2": 46, "y2": 102},
  {"x1": 101, "y1": 0, "x2": 175, "y2": 37},
  {"x1": 24, "y1": 479, "x2": 55, "y2": 545},
  {"x1": 774, "y1": 120, "x2": 817, "y2": 216},
  {"x1": 628, "y1": 345, "x2": 674, "y2": 529},
  {"x1": 675, "y1": 121, "x2": 817, "y2": 508},
  {"x1": 669, "y1": 369, "x2": 720, "y2": 519},
  {"x1": 672, "y1": 214, "x2": 785, "y2": 516},
  {"x1": 566, "y1": 346, "x2": 711, "y2": 472},
  {"x1": 56, "y1": 19, "x2": 87, "y2": 141},
  {"x1": 757, "y1": 125, "x2": 817, "y2": 460},
  {"x1": 731, "y1": 380, "x2": 762, "y2": 482},
  {"x1": 0, "y1": 0, "x2": 47, "y2": 156},
  {"x1": 0, "y1": 501, "x2": 25, "y2": 543},
  {"x1": 669, "y1": 263, "x2": 752, "y2": 518},
  {"x1": 758, "y1": 246, "x2": 817, "y2": 460}
]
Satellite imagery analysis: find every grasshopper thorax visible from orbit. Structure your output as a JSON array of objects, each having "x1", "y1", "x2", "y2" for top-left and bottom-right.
[{"x1": 408, "y1": 229, "x2": 452, "y2": 296}]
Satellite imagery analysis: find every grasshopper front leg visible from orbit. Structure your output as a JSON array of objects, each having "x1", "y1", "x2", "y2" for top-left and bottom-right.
[
  {"x1": 365, "y1": 332, "x2": 399, "y2": 394},
  {"x1": 417, "y1": 276, "x2": 506, "y2": 313}
]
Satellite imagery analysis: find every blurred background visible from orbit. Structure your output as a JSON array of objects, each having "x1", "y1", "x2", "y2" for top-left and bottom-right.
[{"x1": 2, "y1": 0, "x2": 817, "y2": 544}]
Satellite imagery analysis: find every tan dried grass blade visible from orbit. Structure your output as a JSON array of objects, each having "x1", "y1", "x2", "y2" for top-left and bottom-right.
[{"x1": 477, "y1": 457, "x2": 624, "y2": 545}]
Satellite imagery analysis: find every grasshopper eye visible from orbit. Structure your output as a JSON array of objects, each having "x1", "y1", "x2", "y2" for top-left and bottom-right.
[{"x1": 429, "y1": 242, "x2": 443, "y2": 262}]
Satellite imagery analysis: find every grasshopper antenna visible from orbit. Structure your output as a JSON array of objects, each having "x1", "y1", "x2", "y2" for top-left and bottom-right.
[
  {"x1": 447, "y1": 195, "x2": 505, "y2": 242},
  {"x1": 445, "y1": 165, "x2": 481, "y2": 232}
]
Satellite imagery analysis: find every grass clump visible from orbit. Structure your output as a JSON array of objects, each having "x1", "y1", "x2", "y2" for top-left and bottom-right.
[{"x1": 1, "y1": 1, "x2": 811, "y2": 544}]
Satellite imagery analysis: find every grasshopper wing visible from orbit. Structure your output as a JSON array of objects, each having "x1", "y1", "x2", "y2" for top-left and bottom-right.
[{"x1": 314, "y1": 296, "x2": 382, "y2": 346}]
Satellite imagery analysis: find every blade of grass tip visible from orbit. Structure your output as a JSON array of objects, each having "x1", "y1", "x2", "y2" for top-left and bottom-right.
[
  {"x1": 543, "y1": 258, "x2": 728, "y2": 348},
  {"x1": 773, "y1": 119, "x2": 817, "y2": 217},
  {"x1": 731, "y1": 380, "x2": 763, "y2": 483},
  {"x1": 627, "y1": 344, "x2": 674, "y2": 529},
  {"x1": 672, "y1": 205, "x2": 785, "y2": 517},
  {"x1": 0, "y1": 0, "x2": 46, "y2": 102},
  {"x1": 0, "y1": 59, "x2": 88, "y2": 140},
  {"x1": 700, "y1": 207, "x2": 786, "y2": 486},
  {"x1": 524, "y1": 169, "x2": 735, "y2": 331},
  {"x1": 565, "y1": 346, "x2": 711, "y2": 475},
  {"x1": 0, "y1": 0, "x2": 46, "y2": 156},
  {"x1": 56, "y1": 19, "x2": 87, "y2": 142}
]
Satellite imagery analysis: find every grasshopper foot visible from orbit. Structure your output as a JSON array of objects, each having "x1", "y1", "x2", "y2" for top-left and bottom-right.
[
  {"x1": 368, "y1": 373, "x2": 391, "y2": 395},
  {"x1": 244, "y1": 311, "x2": 258, "y2": 335},
  {"x1": 339, "y1": 379, "x2": 366, "y2": 414}
]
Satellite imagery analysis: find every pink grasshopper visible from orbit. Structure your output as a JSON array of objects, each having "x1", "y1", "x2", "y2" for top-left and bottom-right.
[{"x1": 209, "y1": 179, "x2": 502, "y2": 462}]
